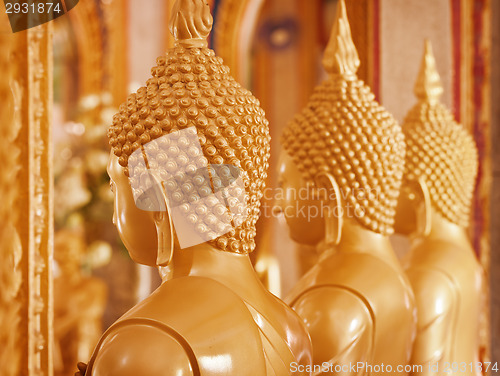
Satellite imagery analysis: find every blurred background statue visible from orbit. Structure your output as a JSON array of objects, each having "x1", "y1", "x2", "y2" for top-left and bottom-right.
[
  {"x1": 279, "y1": 0, "x2": 416, "y2": 372},
  {"x1": 395, "y1": 40, "x2": 484, "y2": 376}
]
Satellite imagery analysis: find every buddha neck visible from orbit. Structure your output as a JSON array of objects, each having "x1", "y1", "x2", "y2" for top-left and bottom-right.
[
  {"x1": 158, "y1": 243, "x2": 262, "y2": 295},
  {"x1": 320, "y1": 217, "x2": 400, "y2": 268},
  {"x1": 416, "y1": 209, "x2": 472, "y2": 250}
]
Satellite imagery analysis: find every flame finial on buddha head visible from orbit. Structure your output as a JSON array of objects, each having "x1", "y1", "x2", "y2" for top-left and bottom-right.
[
  {"x1": 170, "y1": 0, "x2": 213, "y2": 49},
  {"x1": 414, "y1": 39, "x2": 444, "y2": 104},
  {"x1": 322, "y1": 0, "x2": 360, "y2": 79}
]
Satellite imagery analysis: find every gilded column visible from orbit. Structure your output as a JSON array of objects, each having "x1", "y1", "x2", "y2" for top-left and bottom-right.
[{"x1": 10, "y1": 23, "x2": 54, "y2": 376}]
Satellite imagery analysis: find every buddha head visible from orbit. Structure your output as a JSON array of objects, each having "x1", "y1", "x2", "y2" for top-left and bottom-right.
[
  {"x1": 279, "y1": 0, "x2": 405, "y2": 247},
  {"x1": 394, "y1": 40, "x2": 478, "y2": 236},
  {"x1": 107, "y1": 0, "x2": 271, "y2": 266}
]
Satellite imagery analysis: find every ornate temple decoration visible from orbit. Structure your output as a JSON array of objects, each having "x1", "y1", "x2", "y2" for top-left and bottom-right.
[
  {"x1": 403, "y1": 40, "x2": 478, "y2": 228},
  {"x1": 108, "y1": 0, "x2": 271, "y2": 254},
  {"x1": 0, "y1": 23, "x2": 54, "y2": 376},
  {"x1": 281, "y1": 0, "x2": 405, "y2": 236}
]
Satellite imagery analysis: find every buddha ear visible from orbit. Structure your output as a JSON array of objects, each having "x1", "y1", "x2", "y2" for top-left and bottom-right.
[
  {"x1": 415, "y1": 177, "x2": 432, "y2": 238},
  {"x1": 314, "y1": 172, "x2": 343, "y2": 248},
  {"x1": 146, "y1": 176, "x2": 175, "y2": 267},
  {"x1": 152, "y1": 208, "x2": 175, "y2": 267}
]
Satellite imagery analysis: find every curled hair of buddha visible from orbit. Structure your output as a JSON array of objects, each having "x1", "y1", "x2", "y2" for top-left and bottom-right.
[
  {"x1": 282, "y1": 0, "x2": 405, "y2": 236},
  {"x1": 403, "y1": 40, "x2": 478, "y2": 227},
  {"x1": 108, "y1": 0, "x2": 271, "y2": 254}
]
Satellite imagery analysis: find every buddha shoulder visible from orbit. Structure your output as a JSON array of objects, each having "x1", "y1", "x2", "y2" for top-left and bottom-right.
[
  {"x1": 92, "y1": 321, "x2": 196, "y2": 376},
  {"x1": 92, "y1": 276, "x2": 267, "y2": 375},
  {"x1": 289, "y1": 285, "x2": 374, "y2": 364},
  {"x1": 407, "y1": 238, "x2": 479, "y2": 272},
  {"x1": 405, "y1": 267, "x2": 456, "y2": 325}
]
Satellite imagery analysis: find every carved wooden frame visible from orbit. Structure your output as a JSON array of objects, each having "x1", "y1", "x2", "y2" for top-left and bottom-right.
[{"x1": 0, "y1": 21, "x2": 55, "y2": 376}]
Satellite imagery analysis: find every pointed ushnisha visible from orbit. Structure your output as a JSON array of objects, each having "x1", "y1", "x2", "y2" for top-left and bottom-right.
[
  {"x1": 414, "y1": 40, "x2": 444, "y2": 104},
  {"x1": 322, "y1": 0, "x2": 360, "y2": 78},
  {"x1": 169, "y1": 0, "x2": 213, "y2": 48}
]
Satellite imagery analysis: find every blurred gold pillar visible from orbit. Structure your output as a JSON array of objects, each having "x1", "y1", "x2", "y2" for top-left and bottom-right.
[
  {"x1": 101, "y1": 0, "x2": 128, "y2": 107},
  {"x1": 345, "y1": 0, "x2": 379, "y2": 96},
  {"x1": 0, "y1": 17, "x2": 54, "y2": 376},
  {"x1": 213, "y1": 0, "x2": 265, "y2": 85},
  {"x1": 67, "y1": 0, "x2": 103, "y2": 101}
]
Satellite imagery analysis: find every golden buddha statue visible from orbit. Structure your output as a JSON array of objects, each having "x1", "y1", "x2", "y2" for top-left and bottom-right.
[
  {"x1": 76, "y1": 0, "x2": 312, "y2": 375},
  {"x1": 394, "y1": 40, "x2": 483, "y2": 376},
  {"x1": 53, "y1": 230, "x2": 107, "y2": 376},
  {"x1": 280, "y1": 0, "x2": 416, "y2": 373}
]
